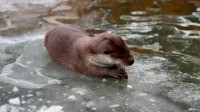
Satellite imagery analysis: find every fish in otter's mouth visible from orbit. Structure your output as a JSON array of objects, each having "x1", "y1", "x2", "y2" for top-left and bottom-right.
[{"x1": 88, "y1": 54, "x2": 124, "y2": 68}]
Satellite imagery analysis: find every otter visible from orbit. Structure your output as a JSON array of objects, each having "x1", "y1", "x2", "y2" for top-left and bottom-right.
[{"x1": 44, "y1": 24, "x2": 134, "y2": 79}]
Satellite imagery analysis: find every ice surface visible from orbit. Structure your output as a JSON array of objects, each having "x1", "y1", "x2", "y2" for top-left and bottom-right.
[
  {"x1": 0, "y1": 31, "x2": 199, "y2": 112},
  {"x1": 0, "y1": 33, "x2": 61, "y2": 89}
]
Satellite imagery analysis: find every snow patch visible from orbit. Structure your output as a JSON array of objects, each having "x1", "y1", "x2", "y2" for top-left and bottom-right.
[
  {"x1": 37, "y1": 105, "x2": 63, "y2": 112},
  {"x1": 0, "y1": 104, "x2": 19, "y2": 112},
  {"x1": 109, "y1": 104, "x2": 120, "y2": 108},
  {"x1": 12, "y1": 87, "x2": 19, "y2": 92},
  {"x1": 9, "y1": 97, "x2": 20, "y2": 105},
  {"x1": 68, "y1": 95, "x2": 77, "y2": 101}
]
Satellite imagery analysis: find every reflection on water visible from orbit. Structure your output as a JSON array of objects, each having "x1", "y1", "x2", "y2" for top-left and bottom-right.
[{"x1": 0, "y1": 0, "x2": 200, "y2": 112}]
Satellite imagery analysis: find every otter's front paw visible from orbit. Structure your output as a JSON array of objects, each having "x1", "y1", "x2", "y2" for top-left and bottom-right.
[
  {"x1": 119, "y1": 67, "x2": 128, "y2": 79},
  {"x1": 110, "y1": 67, "x2": 128, "y2": 79},
  {"x1": 124, "y1": 71, "x2": 128, "y2": 79}
]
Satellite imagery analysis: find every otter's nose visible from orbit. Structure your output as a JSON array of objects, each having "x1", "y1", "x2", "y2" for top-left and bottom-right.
[{"x1": 128, "y1": 58, "x2": 134, "y2": 65}]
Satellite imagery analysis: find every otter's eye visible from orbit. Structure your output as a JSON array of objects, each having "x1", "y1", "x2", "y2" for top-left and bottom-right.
[{"x1": 104, "y1": 50, "x2": 110, "y2": 55}]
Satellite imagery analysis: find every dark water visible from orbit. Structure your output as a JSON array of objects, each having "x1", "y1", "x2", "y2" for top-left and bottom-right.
[{"x1": 0, "y1": 0, "x2": 200, "y2": 112}]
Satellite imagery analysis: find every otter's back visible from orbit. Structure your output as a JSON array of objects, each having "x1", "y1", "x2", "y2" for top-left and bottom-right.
[{"x1": 44, "y1": 25, "x2": 88, "y2": 63}]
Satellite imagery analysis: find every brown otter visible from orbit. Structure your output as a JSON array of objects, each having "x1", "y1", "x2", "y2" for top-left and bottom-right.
[{"x1": 44, "y1": 24, "x2": 134, "y2": 79}]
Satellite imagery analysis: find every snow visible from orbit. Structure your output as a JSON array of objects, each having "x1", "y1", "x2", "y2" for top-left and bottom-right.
[
  {"x1": 12, "y1": 87, "x2": 19, "y2": 92},
  {"x1": 8, "y1": 97, "x2": 20, "y2": 105},
  {"x1": 102, "y1": 79, "x2": 107, "y2": 82},
  {"x1": 68, "y1": 95, "x2": 77, "y2": 101},
  {"x1": 109, "y1": 104, "x2": 120, "y2": 108},
  {"x1": 127, "y1": 85, "x2": 133, "y2": 89},
  {"x1": 0, "y1": 104, "x2": 19, "y2": 112},
  {"x1": 42, "y1": 106, "x2": 63, "y2": 112},
  {"x1": 37, "y1": 106, "x2": 63, "y2": 112}
]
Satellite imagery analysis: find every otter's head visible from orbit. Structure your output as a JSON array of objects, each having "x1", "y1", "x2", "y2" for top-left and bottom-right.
[{"x1": 89, "y1": 32, "x2": 134, "y2": 67}]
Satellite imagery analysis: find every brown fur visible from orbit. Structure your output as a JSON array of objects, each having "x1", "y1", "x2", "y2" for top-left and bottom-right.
[{"x1": 44, "y1": 24, "x2": 134, "y2": 79}]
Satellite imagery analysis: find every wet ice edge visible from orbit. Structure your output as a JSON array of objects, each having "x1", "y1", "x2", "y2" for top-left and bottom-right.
[{"x1": 0, "y1": 32, "x2": 61, "y2": 89}]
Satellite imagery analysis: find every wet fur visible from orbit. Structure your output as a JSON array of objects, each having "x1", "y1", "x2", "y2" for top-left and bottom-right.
[{"x1": 44, "y1": 24, "x2": 134, "y2": 79}]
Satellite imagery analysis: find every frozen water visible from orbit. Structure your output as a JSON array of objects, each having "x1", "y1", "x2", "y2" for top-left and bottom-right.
[
  {"x1": 0, "y1": 31, "x2": 199, "y2": 111},
  {"x1": 0, "y1": 32, "x2": 61, "y2": 89},
  {"x1": 0, "y1": 30, "x2": 199, "y2": 111}
]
